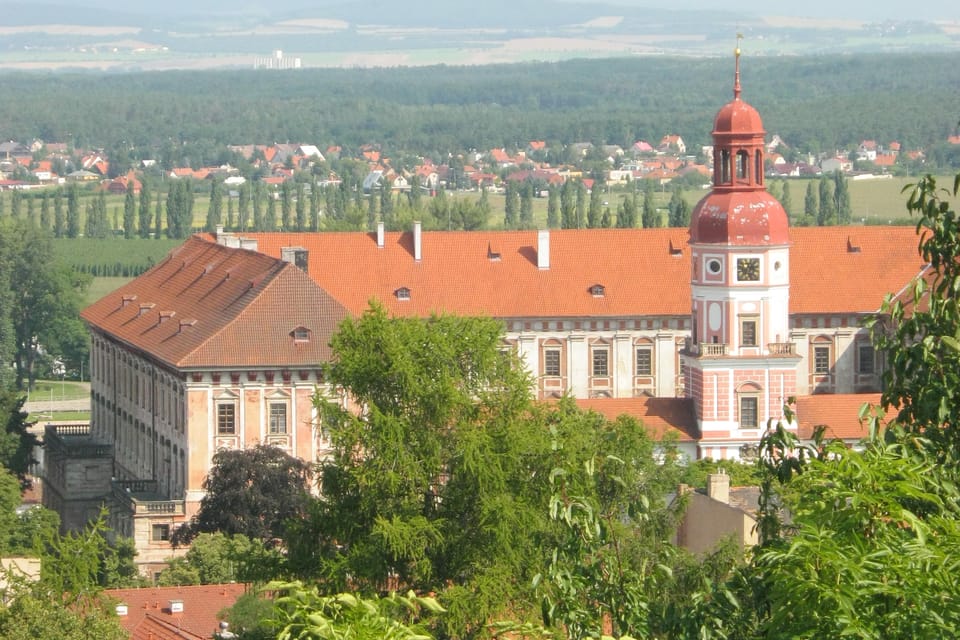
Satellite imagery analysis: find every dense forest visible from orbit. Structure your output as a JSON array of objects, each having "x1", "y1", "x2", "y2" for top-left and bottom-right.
[{"x1": 1, "y1": 53, "x2": 958, "y2": 167}]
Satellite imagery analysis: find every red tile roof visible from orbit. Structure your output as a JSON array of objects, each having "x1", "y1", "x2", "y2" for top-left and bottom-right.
[
  {"x1": 81, "y1": 237, "x2": 349, "y2": 369},
  {"x1": 575, "y1": 397, "x2": 699, "y2": 441},
  {"x1": 234, "y1": 226, "x2": 924, "y2": 319},
  {"x1": 105, "y1": 583, "x2": 247, "y2": 640},
  {"x1": 796, "y1": 393, "x2": 882, "y2": 441}
]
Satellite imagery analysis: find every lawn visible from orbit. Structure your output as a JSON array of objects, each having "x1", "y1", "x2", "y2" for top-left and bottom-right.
[{"x1": 29, "y1": 380, "x2": 89, "y2": 401}]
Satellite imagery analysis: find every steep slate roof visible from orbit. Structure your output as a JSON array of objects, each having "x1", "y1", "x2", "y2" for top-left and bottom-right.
[
  {"x1": 795, "y1": 393, "x2": 883, "y2": 441},
  {"x1": 105, "y1": 583, "x2": 247, "y2": 640},
  {"x1": 81, "y1": 236, "x2": 349, "y2": 369},
  {"x1": 236, "y1": 226, "x2": 924, "y2": 319}
]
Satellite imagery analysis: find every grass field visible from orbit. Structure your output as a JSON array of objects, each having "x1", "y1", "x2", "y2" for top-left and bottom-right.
[
  {"x1": 30, "y1": 410, "x2": 91, "y2": 422},
  {"x1": 29, "y1": 380, "x2": 89, "y2": 402},
  {"x1": 84, "y1": 276, "x2": 135, "y2": 305}
]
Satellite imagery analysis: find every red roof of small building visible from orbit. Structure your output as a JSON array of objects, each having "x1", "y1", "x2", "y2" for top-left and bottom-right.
[
  {"x1": 105, "y1": 583, "x2": 248, "y2": 640},
  {"x1": 796, "y1": 393, "x2": 883, "y2": 441},
  {"x1": 575, "y1": 397, "x2": 699, "y2": 441}
]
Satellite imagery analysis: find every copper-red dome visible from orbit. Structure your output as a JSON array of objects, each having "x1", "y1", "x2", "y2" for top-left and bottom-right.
[
  {"x1": 713, "y1": 97, "x2": 764, "y2": 137},
  {"x1": 690, "y1": 189, "x2": 789, "y2": 245}
]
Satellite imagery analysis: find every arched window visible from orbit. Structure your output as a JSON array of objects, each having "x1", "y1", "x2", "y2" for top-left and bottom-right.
[
  {"x1": 719, "y1": 149, "x2": 731, "y2": 184},
  {"x1": 736, "y1": 150, "x2": 749, "y2": 181},
  {"x1": 755, "y1": 150, "x2": 764, "y2": 186}
]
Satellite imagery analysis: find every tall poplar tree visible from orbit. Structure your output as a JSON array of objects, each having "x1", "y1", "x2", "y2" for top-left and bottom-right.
[
  {"x1": 238, "y1": 182, "x2": 250, "y2": 232},
  {"x1": 66, "y1": 183, "x2": 80, "y2": 238},
  {"x1": 123, "y1": 184, "x2": 136, "y2": 239},
  {"x1": 547, "y1": 185, "x2": 559, "y2": 228},
  {"x1": 138, "y1": 177, "x2": 152, "y2": 238}
]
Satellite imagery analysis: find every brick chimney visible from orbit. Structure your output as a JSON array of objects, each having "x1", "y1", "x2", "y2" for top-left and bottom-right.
[{"x1": 706, "y1": 470, "x2": 729, "y2": 504}]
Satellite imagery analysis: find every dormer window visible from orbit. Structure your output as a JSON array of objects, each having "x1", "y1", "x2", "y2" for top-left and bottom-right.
[
  {"x1": 395, "y1": 287, "x2": 411, "y2": 301},
  {"x1": 292, "y1": 326, "x2": 311, "y2": 342},
  {"x1": 589, "y1": 284, "x2": 605, "y2": 297}
]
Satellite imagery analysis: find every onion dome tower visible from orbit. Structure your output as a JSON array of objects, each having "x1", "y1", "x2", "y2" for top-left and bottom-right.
[{"x1": 684, "y1": 39, "x2": 799, "y2": 460}]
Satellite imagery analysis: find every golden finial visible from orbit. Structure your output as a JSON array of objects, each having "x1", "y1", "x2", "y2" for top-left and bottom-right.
[{"x1": 733, "y1": 33, "x2": 743, "y2": 99}]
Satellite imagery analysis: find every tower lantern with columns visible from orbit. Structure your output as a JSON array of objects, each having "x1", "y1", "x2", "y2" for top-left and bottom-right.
[{"x1": 684, "y1": 39, "x2": 800, "y2": 460}]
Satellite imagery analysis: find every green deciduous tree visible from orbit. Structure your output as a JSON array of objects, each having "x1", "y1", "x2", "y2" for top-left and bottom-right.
[
  {"x1": 547, "y1": 185, "x2": 559, "y2": 228},
  {"x1": 817, "y1": 175, "x2": 835, "y2": 226},
  {"x1": 138, "y1": 177, "x2": 152, "y2": 238},
  {"x1": 207, "y1": 177, "x2": 224, "y2": 232},
  {"x1": 873, "y1": 174, "x2": 960, "y2": 458},
  {"x1": 641, "y1": 180, "x2": 656, "y2": 228},
  {"x1": 804, "y1": 180, "x2": 817, "y2": 221}
]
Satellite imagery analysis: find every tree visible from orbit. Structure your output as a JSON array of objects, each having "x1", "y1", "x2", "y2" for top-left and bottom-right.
[
  {"x1": 817, "y1": 175, "x2": 835, "y2": 226},
  {"x1": 0, "y1": 390, "x2": 39, "y2": 485},
  {"x1": 872, "y1": 174, "x2": 960, "y2": 458},
  {"x1": 520, "y1": 181, "x2": 534, "y2": 228},
  {"x1": 641, "y1": 180, "x2": 656, "y2": 228},
  {"x1": 280, "y1": 180, "x2": 293, "y2": 230},
  {"x1": 617, "y1": 193, "x2": 637, "y2": 228},
  {"x1": 267, "y1": 582, "x2": 443, "y2": 640},
  {"x1": 6, "y1": 221, "x2": 89, "y2": 389},
  {"x1": 157, "y1": 532, "x2": 282, "y2": 586},
  {"x1": 53, "y1": 188, "x2": 65, "y2": 238},
  {"x1": 253, "y1": 182, "x2": 265, "y2": 231},
  {"x1": 154, "y1": 189, "x2": 163, "y2": 238},
  {"x1": 504, "y1": 180, "x2": 519, "y2": 228},
  {"x1": 667, "y1": 189, "x2": 691, "y2": 228},
  {"x1": 39, "y1": 192, "x2": 51, "y2": 231},
  {"x1": 265, "y1": 190, "x2": 277, "y2": 231},
  {"x1": 587, "y1": 182, "x2": 602, "y2": 228},
  {"x1": 238, "y1": 181, "x2": 251, "y2": 231},
  {"x1": 780, "y1": 179, "x2": 792, "y2": 217},
  {"x1": 575, "y1": 180, "x2": 586, "y2": 228},
  {"x1": 172, "y1": 445, "x2": 312, "y2": 547},
  {"x1": 804, "y1": 180, "x2": 817, "y2": 221},
  {"x1": 66, "y1": 183, "x2": 80, "y2": 238},
  {"x1": 833, "y1": 169, "x2": 852, "y2": 224},
  {"x1": 84, "y1": 191, "x2": 109, "y2": 239},
  {"x1": 138, "y1": 177, "x2": 152, "y2": 238},
  {"x1": 206, "y1": 177, "x2": 224, "y2": 232},
  {"x1": 296, "y1": 182, "x2": 307, "y2": 231},
  {"x1": 547, "y1": 185, "x2": 559, "y2": 228},
  {"x1": 123, "y1": 184, "x2": 136, "y2": 239},
  {"x1": 560, "y1": 179, "x2": 576, "y2": 228}
]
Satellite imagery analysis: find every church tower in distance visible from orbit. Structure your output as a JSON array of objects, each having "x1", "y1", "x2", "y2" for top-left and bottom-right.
[{"x1": 684, "y1": 40, "x2": 800, "y2": 460}]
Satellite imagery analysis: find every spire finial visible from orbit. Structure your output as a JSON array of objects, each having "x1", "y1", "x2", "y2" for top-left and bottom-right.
[{"x1": 734, "y1": 33, "x2": 743, "y2": 99}]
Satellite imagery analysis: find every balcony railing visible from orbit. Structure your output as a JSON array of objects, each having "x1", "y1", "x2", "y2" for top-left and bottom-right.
[
  {"x1": 767, "y1": 342, "x2": 797, "y2": 356},
  {"x1": 700, "y1": 343, "x2": 729, "y2": 357}
]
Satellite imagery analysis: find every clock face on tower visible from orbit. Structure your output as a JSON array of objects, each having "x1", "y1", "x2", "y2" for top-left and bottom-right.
[{"x1": 736, "y1": 257, "x2": 760, "y2": 282}]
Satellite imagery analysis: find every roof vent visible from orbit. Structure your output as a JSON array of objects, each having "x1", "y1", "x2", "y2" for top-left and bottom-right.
[
  {"x1": 121, "y1": 294, "x2": 138, "y2": 308},
  {"x1": 669, "y1": 240, "x2": 683, "y2": 257},
  {"x1": 846, "y1": 237, "x2": 861, "y2": 253},
  {"x1": 158, "y1": 310, "x2": 176, "y2": 325},
  {"x1": 377, "y1": 221, "x2": 385, "y2": 248},
  {"x1": 178, "y1": 319, "x2": 197, "y2": 333},
  {"x1": 169, "y1": 599, "x2": 184, "y2": 613},
  {"x1": 138, "y1": 303, "x2": 156, "y2": 317},
  {"x1": 487, "y1": 242, "x2": 501, "y2": 261}
]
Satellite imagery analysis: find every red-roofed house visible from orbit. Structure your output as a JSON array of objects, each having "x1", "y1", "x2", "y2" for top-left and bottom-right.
[{"x1": 106, "y1": 583, "x2": 247, "y2": 639}]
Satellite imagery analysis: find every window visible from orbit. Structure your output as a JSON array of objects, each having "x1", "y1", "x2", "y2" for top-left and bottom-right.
[
  {"x1": 395, "y1": 287, "x2": 411, "y2": 301},
  {"x1": 592, "y1": 348, "x2": 609, "y2": 377},
  {"x1": 269, "y1": 402, "x2": 288, "y2": 435},
  {"x1": 635, "y1": 347, "x2": 652, "y2": 376},
  {"x1": 741, "y1": 318, "x2": 758, "y2": 347},
  {"x1": 544, "y1": 349, "x2": 561, "y2": 376},
  {"x1": 589, "y1": 284, "x2": 605, "y2": 297},
  {"x1": 814, "y1": 346, "x2": 830, "y2": 375},
  {"x1": 858, "y1": 344, "x2": 875, "y2": 375},
  {"x1": 217, "y1": 403, "x2": 236, "y2": 435},
  {"x1": 293, "y1": 326, "x2": 311, "y2": 342},
  {"x1": 151, "y1": 524, "x2": 170, "y2": 542},
  {"x1": 736, "y1": 150, "x2": 749, "y2": 180},
  {"x1": 740, "y1": 396, "x2": 758, "y2": 429}
]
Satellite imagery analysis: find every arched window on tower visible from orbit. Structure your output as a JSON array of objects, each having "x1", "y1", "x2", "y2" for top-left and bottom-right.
[
  {"x1": 719, "y1": 149, "x2": 731, "y2": 184},
  {"x1": 755, "y1": 150, "x2": 764, "y2": 186},
  {"x1": 736, "y1": 150, "x2": 749, "y2": 182}
]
